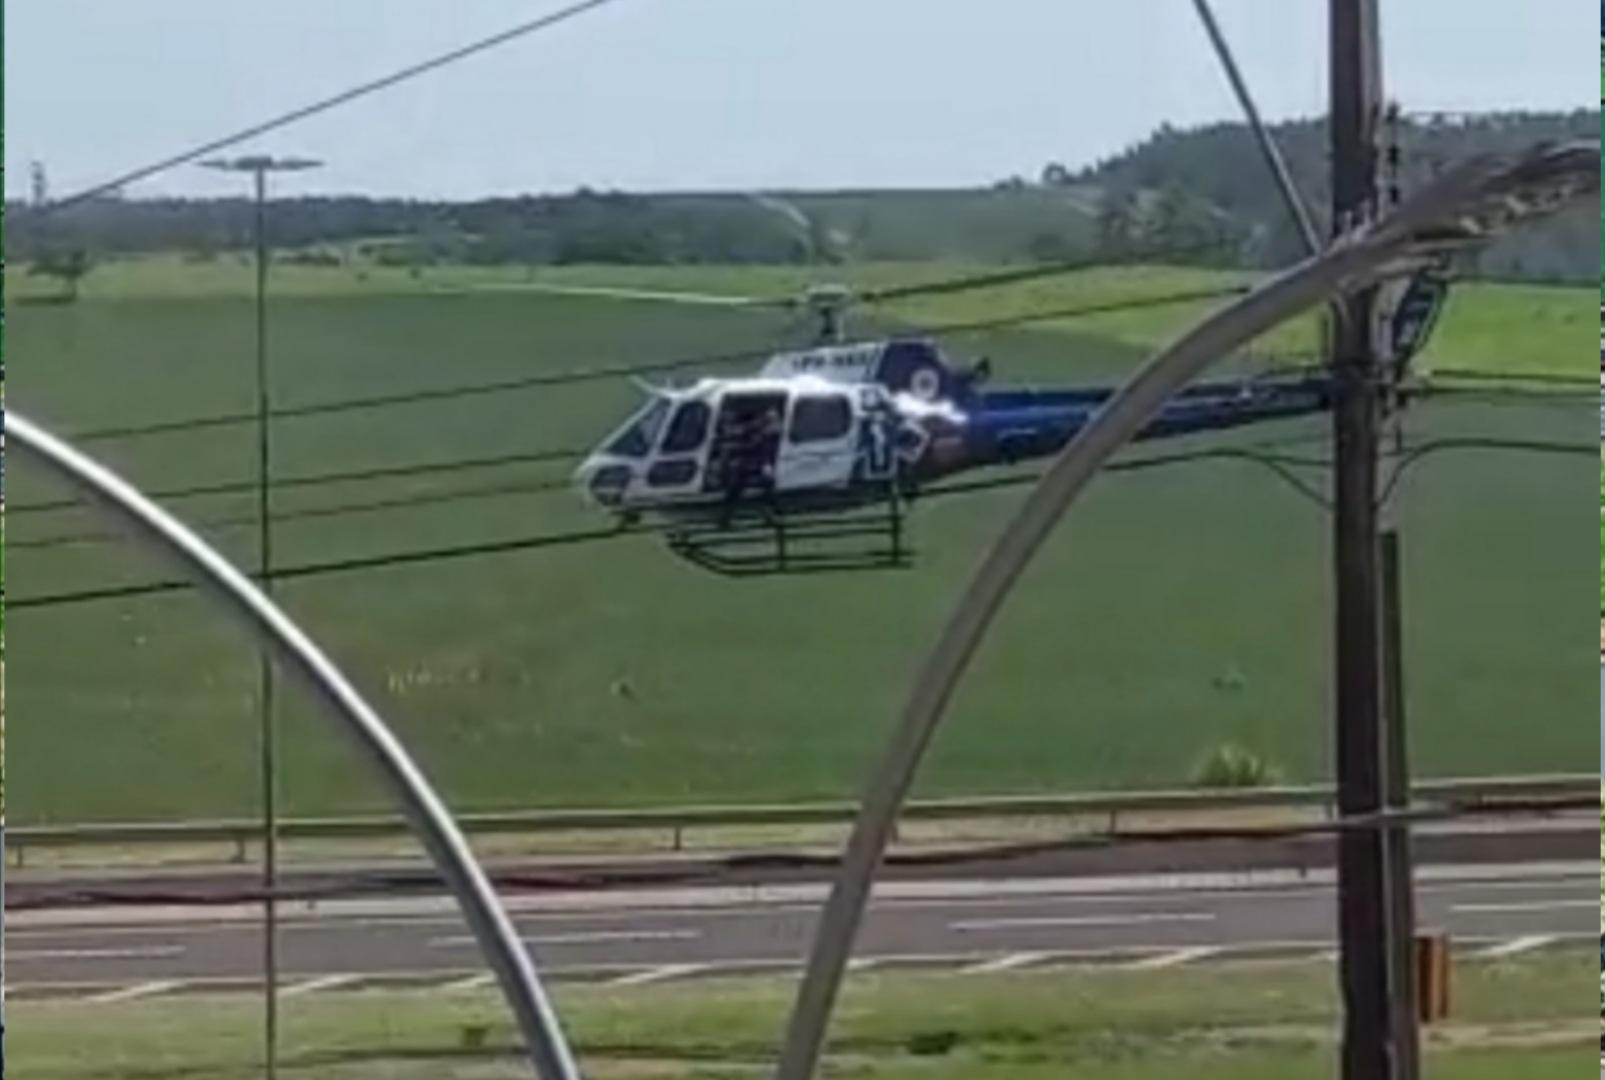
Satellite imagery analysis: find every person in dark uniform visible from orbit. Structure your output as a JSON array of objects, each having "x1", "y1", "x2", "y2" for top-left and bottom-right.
[
  {"x1": 718, "y1": 410, "x2": 761, "y2": 524},
  {"x1": 719, "y1": 404, "x2": 784, "y2": 525}
]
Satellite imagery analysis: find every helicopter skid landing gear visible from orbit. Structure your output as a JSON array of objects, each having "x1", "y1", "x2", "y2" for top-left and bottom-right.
[{"x1": 664, "y1": 490, "x2": 911, "y2": 577}]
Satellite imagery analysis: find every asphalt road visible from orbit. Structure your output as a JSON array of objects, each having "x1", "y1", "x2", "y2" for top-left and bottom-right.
[{"x1": 8, "y1": 863, "x2": 1595, "y2": 1001}]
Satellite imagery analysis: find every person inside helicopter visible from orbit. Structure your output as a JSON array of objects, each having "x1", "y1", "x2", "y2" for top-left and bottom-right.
[{"x1": 716, "y1": 401, "x2": 784, "y2": 524}]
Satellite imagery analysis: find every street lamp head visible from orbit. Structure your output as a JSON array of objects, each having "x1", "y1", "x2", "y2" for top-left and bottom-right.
[{"x1": 200, "y1": 155, "x2": 323, "y2": 174}]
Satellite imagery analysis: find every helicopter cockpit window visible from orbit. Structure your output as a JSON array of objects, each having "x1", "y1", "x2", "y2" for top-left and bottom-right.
[
  {"x1": 660, "y1": 401, "x2": 712, "y2": 454},
  {"x1": 789, "y1": 394, "x2": 852, "y2": 444},
  {"x1": 605, "y1": 397, "x2": 669, "y2": 459}
]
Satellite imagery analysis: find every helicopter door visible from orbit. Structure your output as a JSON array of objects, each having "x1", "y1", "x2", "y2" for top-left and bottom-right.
[
  {"x1": 645, "y1": 399, "x2": 714, "y2": 499},
  {"x1": 775, "y1": 390, "x2": 857, "y2": 493},
  {"x1": 706, "y1": 392, "x2": 788, "y2": 497}
]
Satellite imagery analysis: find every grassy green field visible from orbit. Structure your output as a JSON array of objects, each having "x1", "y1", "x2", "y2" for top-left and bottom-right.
[
  {"x1": 9, "y1": 952, "x2": 1594, "y2": 1078},
  {"x1": 9, "y1": 254, "x2": 1595, "y2": 375},
  {"x1": 6, "y1": 258, "x2": 1595, "y2": 822}
]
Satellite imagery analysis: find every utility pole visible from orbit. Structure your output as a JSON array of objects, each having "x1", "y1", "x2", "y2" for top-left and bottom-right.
[
  {"x1": 1327, "y1": 4, "x2": 1403, "y2": 1080},
  {"x1": 1376, "y1": 99, "x2": 1422, "y2": 1080},
  {"x1": 199, "y1": 154, "x2": 321, "y2": 1080}
]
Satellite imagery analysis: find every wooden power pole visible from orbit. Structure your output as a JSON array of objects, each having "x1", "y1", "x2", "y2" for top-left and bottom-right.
[{"x1": 1328, "y1": 3, "x2": 1414, "y2": 1079}]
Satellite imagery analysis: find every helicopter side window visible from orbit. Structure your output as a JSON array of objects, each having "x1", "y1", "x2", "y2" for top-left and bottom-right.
[
  {"x1": 789, "y1": 394, "x2": 852, "y2": 444},
  {"x1": 659, "y1": 401, "x2": 712, "y2": 455},
  {"x1": 605, "y1": 397, "x2": 669, "y2": 459}
]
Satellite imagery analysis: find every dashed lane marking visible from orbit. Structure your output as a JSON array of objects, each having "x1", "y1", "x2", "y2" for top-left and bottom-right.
[
  {"x1": 430, "y1": 929, "x2": 702, "y2": 948},
  {"x1": 83, "y1": 980, "x2": 183, "y2": 1004},
  {"x1": 607, "y1": 963, "x2": 710, "y2": 987},
  {"x1": 282, "y1": 974, "x2": 362, "y2": 998},
  {"x1": 1124, "y1": 946, "x2": 1223, "y2": 970},
  {"x1": 1473, "y1": 935, "x2": 1559, "y2": 959},
  {"x1": 951, "y1": 913, "x2": 1215, "y2": 932},
  {"x1": 961, "y1": 952, "x2": 1050, "y2": 974},
  {"x1": 12, "y1": 946, "x2": 183, "y2": 961},
  {"x1": 1450, "y1": 899, "x2": 1596, "y2": 915}
]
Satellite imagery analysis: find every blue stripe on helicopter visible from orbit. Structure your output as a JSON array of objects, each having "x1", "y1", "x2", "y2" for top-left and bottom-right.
[{"x1": 960, "y1": 378, "x2": 1328, "y2": 462}]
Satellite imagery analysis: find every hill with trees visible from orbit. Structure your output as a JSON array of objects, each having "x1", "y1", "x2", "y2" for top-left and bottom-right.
[{"x1": 7, "y1": 109, "x2": 1595, "y2": 283}]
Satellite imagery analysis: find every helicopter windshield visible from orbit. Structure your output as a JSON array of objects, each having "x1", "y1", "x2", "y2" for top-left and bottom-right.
[{"x1": 605, "y1": 396, "x2": 670, "y2": 459}]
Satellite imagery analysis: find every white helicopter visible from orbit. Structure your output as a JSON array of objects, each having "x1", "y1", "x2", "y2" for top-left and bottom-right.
[{"x1": 559, "y1": 277, "x2": 1337, "y2": 574}]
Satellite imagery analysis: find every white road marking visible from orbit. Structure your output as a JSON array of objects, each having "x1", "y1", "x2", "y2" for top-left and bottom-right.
[
  {"x1": 281, "y1": 973, "x2": 361, "y2": 998},
  {"x1": 607, "y1": 963, "x2": 709, "y2": 987},
  {"x1": 11, "y1": 861, "x2": 1591, "y2": 932},
  {"x1": 84, "y1": 979, "x2": 183, "y2": 1004},
  {"x1": 1450, "y1": 899, "x2": 1597, "y2": 915},
  {"x1": 1124, "y1": 946, "x2": 1223, "y2": 970},
  {"x1": 951, "y1": 913, "x2": 1215, "y2": 932},
  {"x1": 960, "y1": 951, "x2": 1049, "y2": 974},
  {"x1": 1474, "y1": 935, "x2": 1559, "y2": 959},
  {"x1": 12, "y1": 945, "x2": 183, "y2": 961},
  {"x1": 36, "y1": 933, "x2": 1581, "y2": 1004},
  {"x1": 430, "y1": 929, "x2": 702, "y2": 948}
]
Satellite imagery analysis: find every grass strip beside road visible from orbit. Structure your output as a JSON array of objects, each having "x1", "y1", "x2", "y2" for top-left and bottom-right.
[{"x1": 11, "y1": 947, "x2": 1594, "y2": 1078}]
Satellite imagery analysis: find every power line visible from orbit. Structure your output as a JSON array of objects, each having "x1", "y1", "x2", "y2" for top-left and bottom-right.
[
  {"x1": 12, "y1": 433, "x2": 1584, "y2": 601},
  {"x1": 856, "y1": 243, "x2": 1240, "y2": 305},
  {"x1": 910, "y1": 285, "x2": 1252, "y2": 338},
  {"x1": 1426, "y1": 367, "x2": 1596, "y2": 386},
  {"x1": 1376, "y1": 435, "x2": 1595, "y2": 504},
  {"x1": 1419, "y1": 384, "x2": 1598, "y2": 407},
  {"x1": 920, "y1": 444, "x2": 1338, "y2": 509},
  {"x1": 23, "y1": 443, "x2": 1318, "y2": 551},
  {"x1": 10, "y1": 446, "x2": 585, "y2": 516},
  {"x1": 8, "y1": 522, "x2": 646, "y2": 610},
  {"x1": 13, "y1": 431, "x2": 1340, "y2": 551},
  {"x1": 36, "y1": 0, "x2": 631, "y2": 213},
  {"x1": 60, "y1": 284, "x2": 1279, "y2": 445},
  {"x1": 66, "y1": 342, "x2": 774, "y2": 443},
  {"x1": 912, "y1": 434, "x2": 1591, "y2": 513},
  {"x1": 10, "y1": 475, "x2": 578, "y2": 552},
  {"x1": 14, "y1": 445, "x2": 1327, "y2": 592}
]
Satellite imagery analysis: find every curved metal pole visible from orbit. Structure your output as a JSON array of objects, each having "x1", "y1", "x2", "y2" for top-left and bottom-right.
[
  {"x1": 1190, "y1": 0, "x2": 1321, "y2": 257},
  {"x1": 771, "y1": 150, "x2": 1555, "y2": 1080},
  {"x1": 7, "y1": 411, "x2": 581, "y2": 1080}
]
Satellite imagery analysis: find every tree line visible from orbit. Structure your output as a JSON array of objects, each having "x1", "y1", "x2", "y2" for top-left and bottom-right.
[{"x1": 10, "y1": 109, "x2": 1596, "y2": 294}]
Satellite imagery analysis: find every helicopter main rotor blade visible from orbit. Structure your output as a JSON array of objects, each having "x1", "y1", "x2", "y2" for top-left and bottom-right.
[
  {"x1": 461, "y1": 281, "x2": 791, "y2": 308},
  {"x1": 854, "y1": 242, "x2": 1230, "y2": 307}
]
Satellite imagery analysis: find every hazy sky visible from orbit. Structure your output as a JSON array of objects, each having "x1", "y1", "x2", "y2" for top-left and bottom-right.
[{"x1": 5, "y1": 1, "x2": 1597, "y2": 201}]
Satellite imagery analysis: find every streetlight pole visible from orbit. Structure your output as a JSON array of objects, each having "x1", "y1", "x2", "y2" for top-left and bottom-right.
[{"x1": 200, "y1": 154, "x2": 320, "y2": 1080}]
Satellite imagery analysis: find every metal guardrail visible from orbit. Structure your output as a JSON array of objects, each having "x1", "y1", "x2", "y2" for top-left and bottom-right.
[{"x1": 9, "y1": 774, "x2": 1595, "y2": 867}]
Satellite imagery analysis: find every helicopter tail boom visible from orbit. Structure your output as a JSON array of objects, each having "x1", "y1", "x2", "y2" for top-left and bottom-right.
[{"x1": 958, "y1": 375, "x2": 1330, "y2": 468}]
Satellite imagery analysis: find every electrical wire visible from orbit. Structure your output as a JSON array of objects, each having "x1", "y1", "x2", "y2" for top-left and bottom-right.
[
  {"x1": 856, "y1": 242, "x2": 1239, "y2": 305},
  {"x1": 16, "y1": 441, "x2": 1320, "y2": 551},
  {"x1": 1419, "y1": 384, "x2": 1598, "y2": 407},
  {"x1": 36, "y1": 0, "x2": 631, "y2": 213},
  {"x1": 67, "y1": 342, "x2": 775, "y2": 443},
  {"x1": 908, "y1": 284, "x2": 1252, "y2": 338},
  {"x1": 9, "y1": 475, "x2": 578, "y2": 552},
  {"x1": 1427, "y1": 367, "x2": 1597, "y2": 386},
  {"x1": 8, "y1": 522, "x2": 650, "y2": 610},
  {"x1": 60, "y1": 283, "x2": 1282, "y2": 445},
  {"x1": 920, "y1": 445, "x2": 1337, "y2": 510},
  {"x1": 1375, "y1": 435, "x2": 1595, "y2": 504},
  {"x1": 13, "y1": 433, "x2": 1586, "y2": 598},
  {"x1": 9, "y1": 446, "x2": 586, "y2": 516}
]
